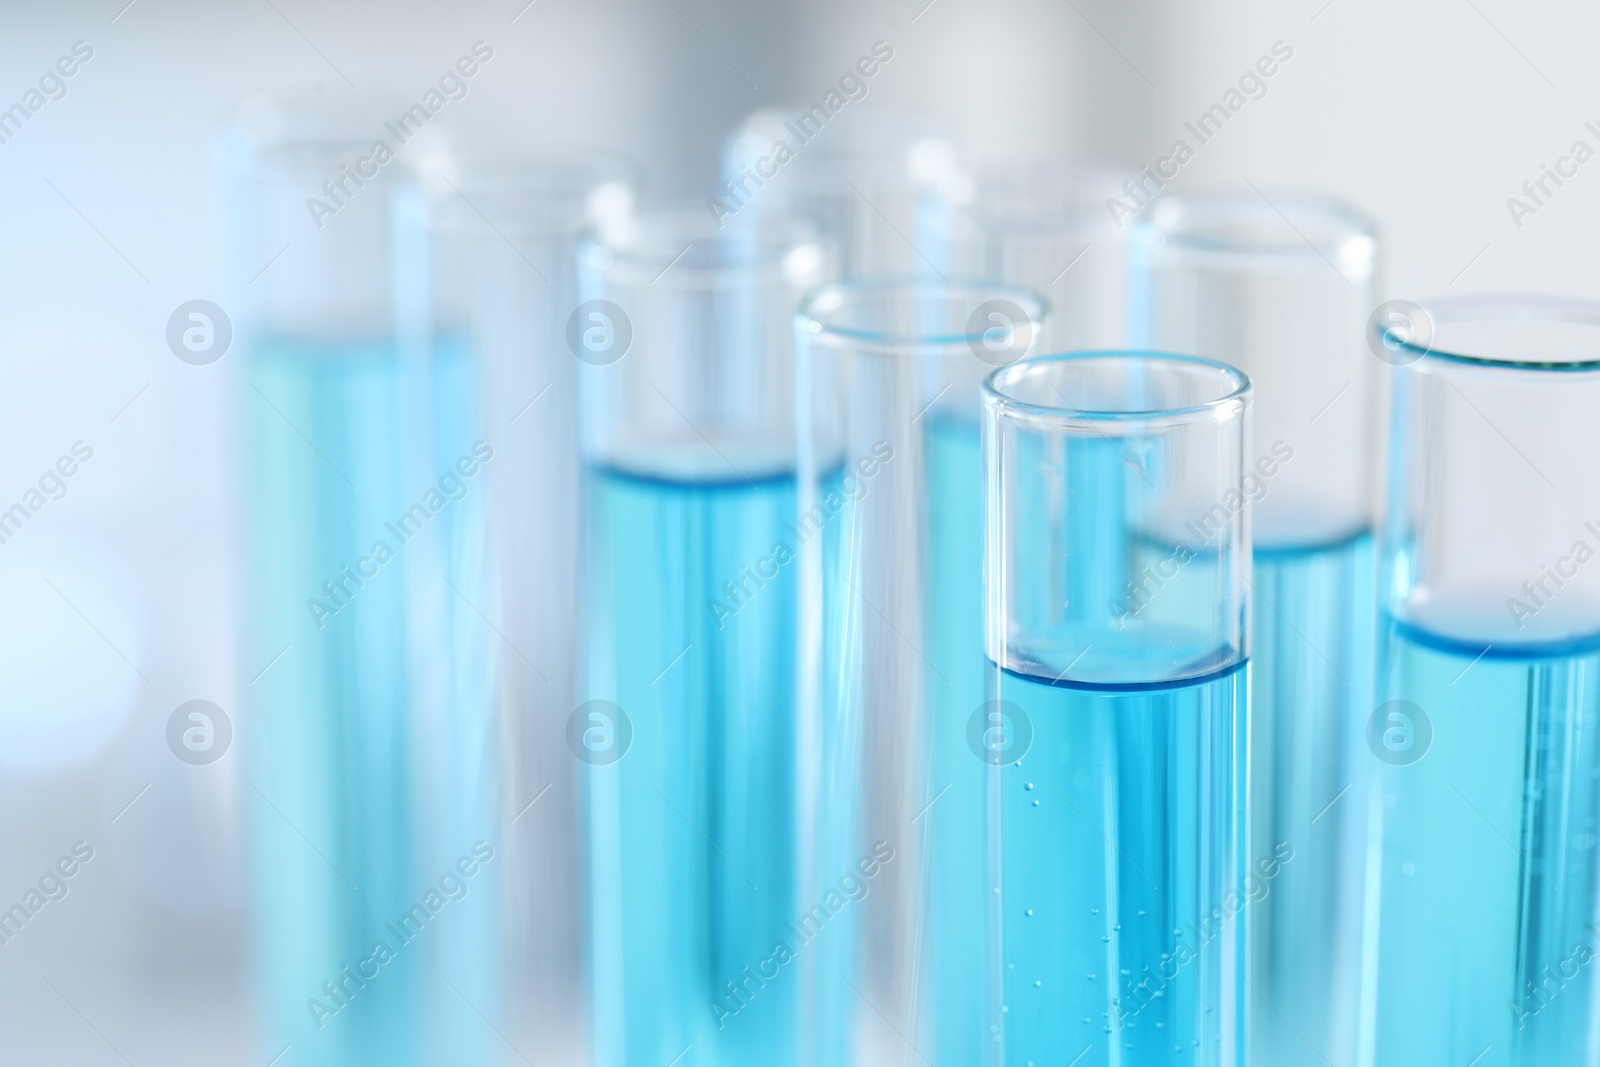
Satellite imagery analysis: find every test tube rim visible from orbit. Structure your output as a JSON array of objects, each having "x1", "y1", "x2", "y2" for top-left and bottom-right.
[
  {"x1": 418, "y1": 149, "x2": 641, "y2": 239},
  {"x1": 982, "y1": 350, "x2": 1251, "y2": 426},
  {"x1": 725, "y1": 105, "x2": 961, "y2": 181},
  {"x1": 1379, "y1": 294, "x2": 1600, "y2": 372},
  {"x1": 966, "y1": 158, "x2": 1128, "y2": 238},
  {"x1": 232, "y1": 104, "x2": 640, "y2": 241},
  {"x1": 596, "y1": 206, "x2": 827, "y2": 288},
  {"x1": 1136, "y1": 189, "x2": 1378, "y2": 268},
  {"x1": 795, "y1": 275, "x2": 1048, "y2": 351}
]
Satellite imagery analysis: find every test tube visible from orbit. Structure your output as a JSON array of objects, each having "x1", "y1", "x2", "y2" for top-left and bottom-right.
[
  {"x1": 220, "y1": 106, "x2": 500, "y2": 1067},
  {"x1": 982, "y1": 352, "x2": 1252, "y2": 1066},
  {"x1": 720, "y1": 106, "x2": 970, "y2": 278},
  {"x1": 1131, "y1": 192, "x2": 1379, "y2": 1065},
  {"x1": 952, "y1": 161, "x2": 1130, "y2": 351},
  {"x1": 1364, "y1": 297, "x2": 1600, "y2": 1066},
  {"x1": 793, "y1": 280, "x2": 1047, "y2": 1064},
  {"x1": 576, "y1": 209, "x2": 830, "y2": 1067},
  {"x1": 423, "y1": 148, "x2": 636, "y2": 1060}
]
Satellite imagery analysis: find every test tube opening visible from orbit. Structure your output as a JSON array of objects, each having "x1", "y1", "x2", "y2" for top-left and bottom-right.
[
  {"x1": 1380, "y1": 296, "x2": 1600, "y2": 651},
  {"x1": 800, "y1": 277, "x2": 1046, "y2": 343},
  {"x1": 581, "y1": 209, "x2": 830, "y2": 482},
  {"x1": 986, "y1": 351, "x2": 1249, "y2": 419},
  {"x1": 984, "y1": 352, "x2": 1252, "y2": 689},
  {"x1": 1139, "y1": 191, "x2": 1378, "y2": 269}
]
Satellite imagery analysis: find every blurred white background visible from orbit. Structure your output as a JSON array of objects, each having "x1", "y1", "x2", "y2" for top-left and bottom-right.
[{"x1": 0, "y1": 0, "x2": 1594, "y2": 1061}]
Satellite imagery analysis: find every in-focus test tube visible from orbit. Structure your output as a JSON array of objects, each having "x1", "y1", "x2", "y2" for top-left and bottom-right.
[
  {"x1": 982, "y1": 352, "x2": 1252, "y2": 1067},
  {"x1": 1132, "y1": 193, "x2": 1380, "y2": 1066},
  {"x1": 1365, "y1": 297, "x2": 1600, "y2": 1066}
]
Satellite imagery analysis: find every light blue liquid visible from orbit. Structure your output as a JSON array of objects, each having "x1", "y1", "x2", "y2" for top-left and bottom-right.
[
  {"x1": 920, "y1": 415, "x2": 1249, "y2": 1066},
  {"x1": 982, "y1": 418, "x2": 1248, "y2": 1066},
  {"x1": 1249, "y1": 533, "x2": 1374, "y2": 1066},
  {"x1": 998, "y1": 659, "x2": 1247, "y2": 1067},
  {"x1": 245, "y1": 339, "x2": 500, "y2": 1067},
  {"x1": 919, "y1": 414, "x2": 991, "y2": 1063},
  {"x1": 807, "y1": 458, "x2": 870, "y2": 1067},
  {"x1": 583, "y1": 464, "x2": 798, "y2": 1067},
  {"x1": 1366, "y1": 621, "x2": 1600, "y2": 1066}
]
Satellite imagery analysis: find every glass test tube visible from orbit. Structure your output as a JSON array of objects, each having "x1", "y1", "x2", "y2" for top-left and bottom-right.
[
  {"x1": 721, "y1": 107, "x2": 970, "y2": 278},
  {"x1": 1365, "y1": 298, "x2": 1600, "y2": 1066},
  {"x1": 952, "y1": 161, "x2": 1131, "y2": 351},
  {"x1": 794, "y1": 281, "x2": 1047, "y2": 1065},
  {"x1": 1131, "y1": 193, "x2": 1379, "y2": 1066},
  {"x1": 220, "y1": 107, "x2": 500, "y2": 1067},
  {"x1": 982, "y1": 352, "x2": 1252, "y2": 1067},
  {"x1": 577, "y1": 210, "x2": 830, "y2": 1067},
  {"x1": 427, "y1": 149, "x2": 636, "y2": 1062}
]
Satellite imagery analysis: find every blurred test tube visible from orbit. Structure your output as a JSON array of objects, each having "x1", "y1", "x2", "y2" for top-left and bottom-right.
[
  {"x1": 218, "y1": 102, "x2": 501, "y2": 1067},
  {"x1": 793, "y1": 279, "x2": 1047, "y2": 1065},
  {"x1": 1132, "y1": 192, "x2": 1381, "y2": 1067},
  {"x1": 951, "y1": 161, "x2": 1131, "y2": 351},
  {"x1": 719, "y1": 106, "x2": 970, "y2": 279},
  {"x1": 576, "y1": 208, "x2": 831, "y2": 1066},
  {"x1": 425, "y1": 148, "x2": 638, "y2": 1066}
]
